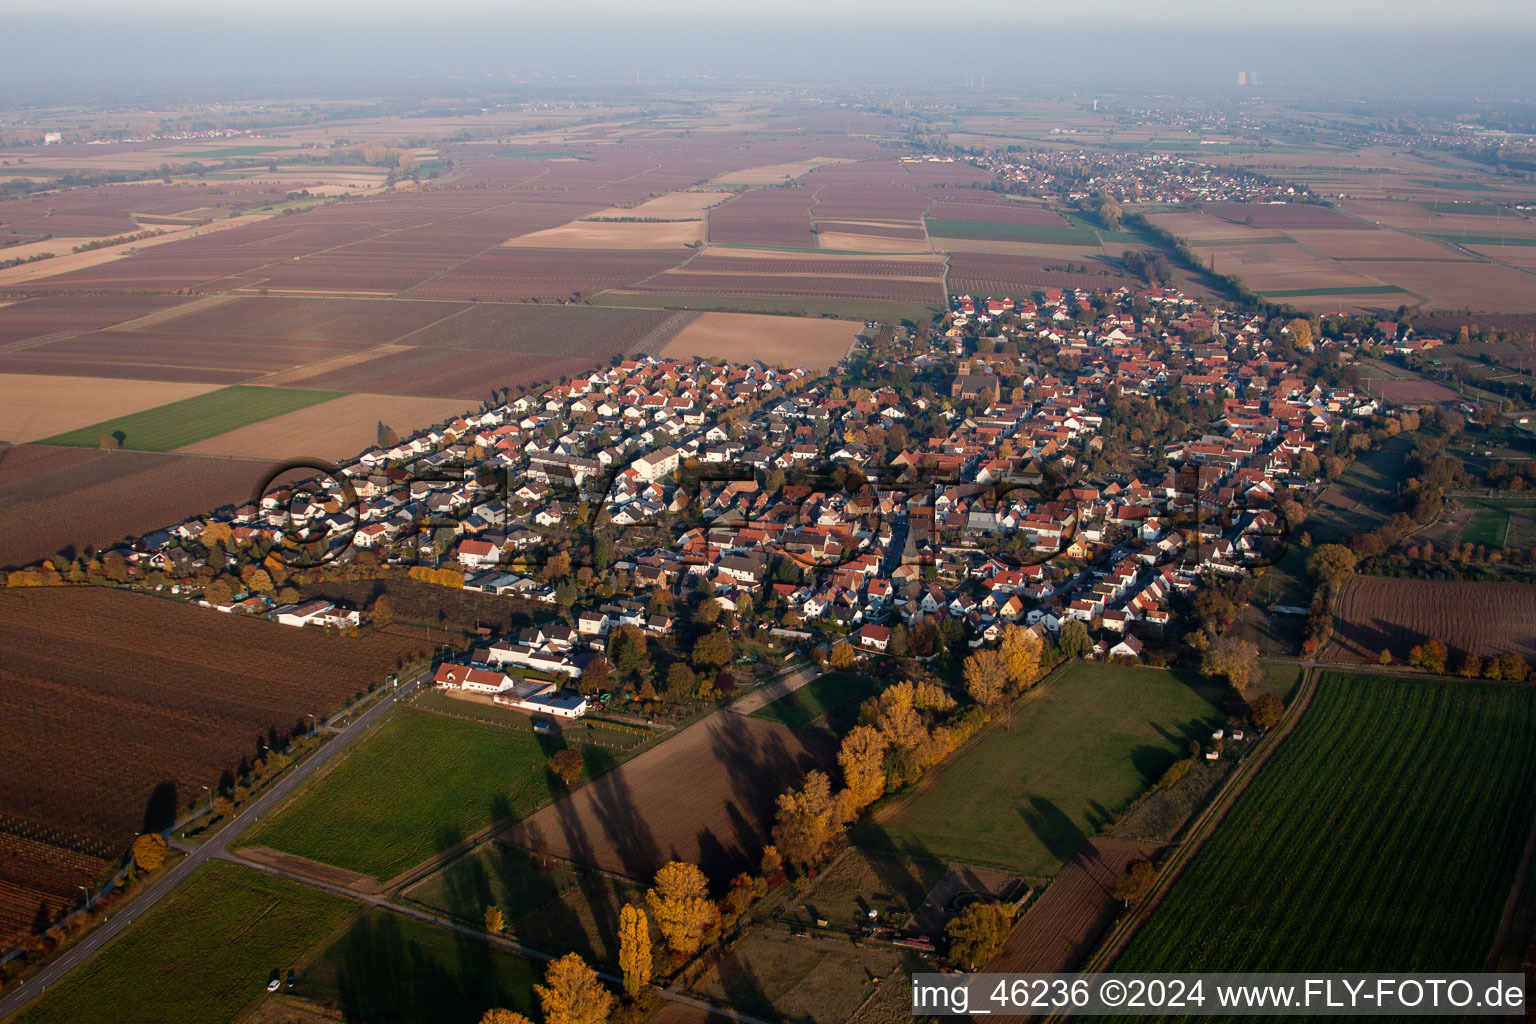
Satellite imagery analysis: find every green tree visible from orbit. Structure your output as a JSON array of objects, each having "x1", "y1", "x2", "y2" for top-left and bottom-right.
[
  {"x1": 1058, "y1": 619, "x2": 1092, "y2": 659},
  {"x1": 691, "y1": 630, "x2": 733, "y2": 671}
]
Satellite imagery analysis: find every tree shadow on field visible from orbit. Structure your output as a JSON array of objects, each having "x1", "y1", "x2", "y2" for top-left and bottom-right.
[
  {"x1": 1018, "y1": 795, "x2": 1087, "y2": 866},
  {"x1": 1130, "y1": 745, "x2": 1178, "y2": 787},
  {"x1": 142, "y1": 780, "x2": 178, "y2": 834}
]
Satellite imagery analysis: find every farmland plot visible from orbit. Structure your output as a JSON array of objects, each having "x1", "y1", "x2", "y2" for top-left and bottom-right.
[
  {"x1": 1116, "y1": 674, "x2": 1536, "y2": 974},
  {"x1": 504, "y1": 710, "x2": 835, "y2": 886},
  {"x1": 1327, "y1": 575, "x2": 1536, "y2": 663}
]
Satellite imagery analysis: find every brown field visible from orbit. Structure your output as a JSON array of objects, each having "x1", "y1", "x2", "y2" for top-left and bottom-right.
[
  {"x1": 0, "y1": 330, "x2": 357, "y2": 384},
  {"x1": 1144, "y1": 211, "x2": 1271, "y2": 242},
  {"x1": 142, "y1": 294, "x2": 468, "y2": 344},
  {"x1": 984, "y1": 838, "x2": 1159, "y2": 975},
  {"x1": 286, "y1": 347, "x2": 602, "y2": 400},
  {"x1": 1213, "y1": 243, "x2": 1390, "y2": 295},
  {"x1": 0, "y1": 374, "x2": 220, "y2": 443},
  {"x1": 1363, "y1": 376, "x2": 1461, "y2": 405},
  {"x1": 0, "y1": 586, "x2": 433, "y2": 943},
  {"x1": 505, "y1": 218, "x2": 705, "y2": 249},
  {"x1": 660, "y1": 312, "x2": 858, "y2": 370},
  {"x1": 713, "y1": 158, "x2": 851, "y2": 184},
  {"x1": 947, "y1": 251, "x2": 1139, "y2": 296},
  {"x1": 177, "y1": 392, "x2": 472, "y2": 459},
  {"x1": 0, "y1": 445, "x2": 266, "y2": 567},
  {"x1": 1342, "y1": 199, "x2": 1536, "y2": 236},
  {"x1": 583, "y1": 190, "x2": 733, "y2": 220},
  {"x1": 399, "y1": 303, "x2": 692, "y2": 354},
  {"x1": 1327, "y1": 576, "x2": 1536, "y2": 664},
  {"x1": 1285, "y1": 228, "x2": 1456, "y2": 261},
  {"x1": 1203, "y1": 202, "x2": 1371, "y2": 231},
  {"x1": 817, "y1": 231, "x2": 930, "y2": 253},
  {"x1": 1466, "y1": 244, "x2": 1536, "y2": 269},
  {"x1": 0, "y1": 294, "x2": 191, "y2": 347},
  {"x1": 254, "y1": 345, "x2": 416, "y2": 387},
  {"x1": 0, "y1": 214, "x2": 268, "y2": 288},
  {"x1": 1359, "y1": 259, "x2": 1536, "y2": 311},
  {"x1": 503, "y1": 710, "x2": 835, "y2": 885}
]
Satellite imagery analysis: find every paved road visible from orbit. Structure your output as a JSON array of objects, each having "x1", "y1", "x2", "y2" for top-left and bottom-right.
[{"x1": 0, "y1": 671, "x2": 431, "y2": 1023}]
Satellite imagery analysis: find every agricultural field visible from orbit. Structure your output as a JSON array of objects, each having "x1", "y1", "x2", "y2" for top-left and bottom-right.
[
  {"x1": 0, "y1": 587, "x2": 432, "y2": 941},
  {"x1": 13, "y1": 860, "x2": 354, "y2": 1024},
  {"x1": 1115, "y1": 673, "x2": 1536, "y2": 973},
  {"x1": 0, "y1": 375, "x2": 221, "y2": 444},
  {"x1": 948, "y1": 251, "x2": 1140, "y2": 296},
  {"x1": 658, "y1": 312, "x2": 860, "y2": 371},
  {"x1": 984, "y1": 838, "x2": 1159, "y2": 975},
  {"x1": 0, "y1": 444, "x2": 265, "y2": 568},
  {"x1": 1326, "y1": 575, "x2": 1536, "y2": 663},
  {"x1": 862, "y1": 662, "x2": 1226, "y2": 879},
  {"x1": 0, "y1": 294, "x2": 191, "y2": 346},
  {"x1": 176, "y1": 392, "x2": 471, "y2": 460},
  {"x1": 503, "y1": 710, "x2": 836, "y2": 886},
  {"x1": 403, "y1": 247, "x2": 690, "y2": 302},
  {"x1": 748, "y1": 670, "x2": 886, "y2": 733},
  {"x1": 39, "y1": 385, "x2": 343, "y2": 450},
  {"x1": 401, "y1": 842, "x2": 645, "y2": 966},
  {"x1": 243, "y1": 707, "x2": 612, "y2": 882},
  {"x1": 294, "y1": 906, "x2": 543, "y2": 1024}
]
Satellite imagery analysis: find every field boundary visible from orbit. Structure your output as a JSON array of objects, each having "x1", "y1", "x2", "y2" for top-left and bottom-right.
[{"x1": 1068, "y1": 665, "x2": 1319, "y2": 985}]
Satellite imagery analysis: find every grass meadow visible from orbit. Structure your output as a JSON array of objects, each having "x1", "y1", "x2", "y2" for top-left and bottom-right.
[
  {"x1": 42, "y1": 385, "x2": 343, "y2": 450},
  {"x1": 862, "y1": 661, "x2": 1226, "y2": 878},
  {"x1": 243, "y1": 708, "x2": 614, "y2": 881},
  {"x1": 16, "y1": 861, "x2": 353, "y2": 1024}
]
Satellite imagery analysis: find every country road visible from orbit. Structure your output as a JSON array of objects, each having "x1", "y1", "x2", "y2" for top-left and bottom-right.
[{"x1": 0, "y1": 670, "x2": 432, "y2": 1023}]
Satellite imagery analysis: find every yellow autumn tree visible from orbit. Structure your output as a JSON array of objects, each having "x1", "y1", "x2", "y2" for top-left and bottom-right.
[
  {"x1": 617, "y1": 903, "x2": 652, "y2": 998},
  {"x1": 963, "y1": 648, "x2": 1008, "y2": 707},
  {"x1": 837, "y1": 725, "x2": 889, "y2": 810},
  {"x1": 484, "y1": 904, "x2": 506, "y2": 934},
  {"x1": 480, "y1": 1011, "x2": 534, "y2": 1024},
  {"x1": 132, "y1": 833, "x2": 168, "y2": 872},
  {"x1": 535, "y1": 952, "x2": 613, "y2": 1024},
  {"x1": 771, "y1": 770, "x2": 839, "y2": 867},
  {"x1": 1000, "y1": 625, "x2": 1044, "y2": 690},
  {"x1": 646, "y1": 861, "x2": 717, "y2": 957}
]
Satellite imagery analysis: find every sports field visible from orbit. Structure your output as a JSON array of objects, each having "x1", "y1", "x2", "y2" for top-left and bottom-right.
[
  {"x1": 39, "y1": 385, "x2": 343, "y2": 450},
  {"x1": 1116, "y1": 673, "x2": 1536, "y2": 973},
  {"x1": 863, "y1": 662, "x2": 1226, "y2": 878},
  {"x1": 15, "y1": 861, "x2": 353, "y2": 1024},
  {"x1": 243, "y1": 708, "x2": 607, "y2": 881}
]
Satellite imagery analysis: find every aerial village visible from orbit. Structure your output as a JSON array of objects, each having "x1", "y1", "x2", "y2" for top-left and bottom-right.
[{"x1": 57, "y1": 287, "x2": 1439, "y2": 720}]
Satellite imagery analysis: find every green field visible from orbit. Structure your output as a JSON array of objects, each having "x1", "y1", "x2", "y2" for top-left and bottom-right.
[
  {"x1": 1424, "y1": 232, "x2": 1536, "y2": 247},
  {"x1": 40, "y1": 385, "x2": 344, "y2": 450},
  {"x1": 927, "y1": 217, "x2": 1132, "y2": 246},
  {"x1": 1117, "y1": 673, "x2": 1536, "y2": 974},
  {"x1": 170, "y1": 145, "x2": 287, "y2": 159},
  {"x1": 16, "y1": 861, "x2": 353, "y2": 1024},
  {"x1": 243, "y1": 708, "x2": 612, "y2": 881},
  {"x1": 1462, "y1": 508, "x2": 1509, "y2": 547},
  {"x1": 402, "y1": 843, "x2": 645, "y2": 966},
  {"x1": 862, "y1": 662, "x2": 1226, "y2": 877},
  {"x1": 1260, "y1": 285, "x2": 1410, "y2": 298},
  {"x1": 750, "y1": 671, "x2": 885, "y2": 733},
  {"x1": 296, "y1": 907, "x2": 542, "y2": 1024},
  {"x1": 1311, "y1": 430, "x2": 1421, "y2": 541}
]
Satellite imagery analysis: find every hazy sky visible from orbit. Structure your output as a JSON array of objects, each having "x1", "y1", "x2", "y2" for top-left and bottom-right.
[{"x1": 13, "y1": 0, "x2": 1536, "y2": 30}]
